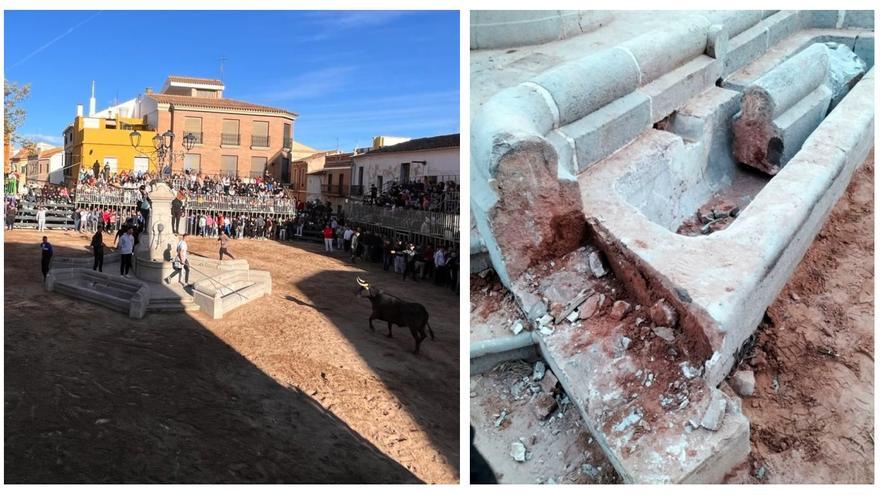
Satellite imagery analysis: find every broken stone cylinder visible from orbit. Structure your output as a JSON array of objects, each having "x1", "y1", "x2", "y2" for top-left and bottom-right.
[{"x1": 732, "y1": 43, "x2": 831, "y2": 175}]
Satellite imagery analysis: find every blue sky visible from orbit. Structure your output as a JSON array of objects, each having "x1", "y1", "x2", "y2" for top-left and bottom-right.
[{"x1": 4, "y1": 10, "x2": 460, "y2": 151}]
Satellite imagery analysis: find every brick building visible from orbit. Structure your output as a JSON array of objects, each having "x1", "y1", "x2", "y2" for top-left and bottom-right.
[{"x1": 64, "y1": 76, "x2": 298, "y2": 180}]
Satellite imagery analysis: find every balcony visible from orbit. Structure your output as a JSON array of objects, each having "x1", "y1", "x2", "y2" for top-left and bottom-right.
[
  {"x1": 221, "y1": 133, "x2": 240, "y2": 146},
  {"x1": 189, "y1": 131, "x2": 203, "y2": 144},
  {"x1": 283, "y1": 137, "x2": 292, "y2": 149},
  {"x1": 251, "y1": 135, "x2": 270, "y2": 148},
  {"x1": 321, "y1": 184, "x2": 346, "y2": 196},
  {"x1": 349, "y1": 184, "x2": 365, "y2": 197}
]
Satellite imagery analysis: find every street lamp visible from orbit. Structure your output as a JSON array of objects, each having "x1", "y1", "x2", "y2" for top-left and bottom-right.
[
  {"x1": 129, "y1": 130, "x2": 141, "y2": 148},
  {"x1": 182, "y1": 132, "x2": 196, "y2": 151}
]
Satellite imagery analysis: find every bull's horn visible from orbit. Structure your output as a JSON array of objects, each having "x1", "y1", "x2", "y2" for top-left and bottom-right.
[{"x1": 356, "y1": 277, "x2": 369, "y2": 287}]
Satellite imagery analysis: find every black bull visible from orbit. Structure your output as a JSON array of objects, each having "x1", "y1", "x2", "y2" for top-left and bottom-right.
[{"x1": 359, "y1": 286, "x2": 435, "y2": 354}]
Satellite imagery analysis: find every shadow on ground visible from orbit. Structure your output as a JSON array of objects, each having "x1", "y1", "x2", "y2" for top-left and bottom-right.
[{"x1": 4, "y1": 238, "x2": 420, "y2": 483}]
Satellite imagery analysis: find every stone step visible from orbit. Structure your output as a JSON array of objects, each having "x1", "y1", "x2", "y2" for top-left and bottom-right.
[
  {"x1": 147, "y1": 302, "x2": 199, "y2": 313},
  {"x1": 535, "y1": 317, "x2": 750, "y2": 483},
  {"x1": 54, "y1": 282, "x2": 129, "y2": 314}
]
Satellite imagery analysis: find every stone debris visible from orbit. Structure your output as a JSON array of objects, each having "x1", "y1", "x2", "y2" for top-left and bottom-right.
[
  {"x1": 614, "y1": 335, "x2": 632, "y2": 354},
  {"x1": 577, "y1": 294, "x2": 602, "y2": 319},
  {"x1": 565, "y1": 310, "x2": 580, "y2": 323},
  {"x1": 533, "y1": 391, "x2": 559, "y2": 420},
  {"x1": 511, "y1": 320, "x2": 525, "y2": 335},
  {"x1": 533, "y1": 361, "x2": 547, "y2": 381},
  {"x1": 825, "y1": 42, "x2": 867, "y2": 110},
  {"x1": 555, "y1": 290, "x2": 591, "y2": 324},
  {"x1": 700, "y1": 389, "x2": 728, "y2": 431},
  {"x1": 540, "y1": 327, "x2": 554, "y2": 336},
  {"x1": 588, "y1": 251, "x2": 607, "y2": 278},
  {"x1": 510, "y1": 441, "x2": 527, "y2": 462},
  {"x1": 581, "y1": 463, "x2": 600, "y2": 479},
  {"x1": 539, "y1": 369, "x2": 559, "y2": 394},
  {"x1": 680, "y1": 361, "x2": 703, "y2": 380},
  {"x1": 652, "y1": 326, "x2": 676, "y2": 343},
  {"x1": 730, "y1": 370, "x2": 756, "y2": 397},
  {"x1": 649, "y1": 299, "x2": 678, "y2": 327},
  {"x1": 643, "y1": 372, "x2": 654, "y2": 388},
  {"x1": 610, "y1": 300, "x2": 632, "y2": 320},
  {"x1": 494, "y1": 410, "x2": 509, "y2": 427},
  {"x1": 537, "y1": 314, "x2": 553, "y2": 327}
]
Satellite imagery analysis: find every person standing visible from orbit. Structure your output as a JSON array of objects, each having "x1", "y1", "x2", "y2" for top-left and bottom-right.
[
  {"x1": 36, "y1": 205, "x2": 47, "y2": 232},
  {"x1": 137, "y1": 185, "x2": 151, "y2": 228},
  {"x1": 79, "y1": 208, "x2": 88, "y2": 233},
  {"x1": 350, "y1": 228, "x2": 364, "y2": 263},
  {"x1": 117, "y1": 226, "x2": 135, "y2": 277},
  {"x1": 40, "y1": 235, "x2": 53, "y2": 282},
  {"x1": 219, "y1": 231, "x2": 235, "y2": 260},
  {"x1": 343, "y1": 226, "x2": 353, "y2": 252},
  {"x1": 165, "y1": 233, "x2": 190, "y2": 286},
  {"x1": 171, "y1": 192, "x2": 184, "y2": 234},
  {"x1": 5, "y1": 201, "x2": 17, "y2": 230},
  {"x1": 322, "y1": 224, "x2": 334, "y2": 252},
  {"x1": 402, "y1": 243, "x2": 418, "y2": 281},
  {"x1": 90, "y1": 229, "x2": 105, "y2": 272},
  {"x1": 434, "y1": 246, "x2": 447, "y2": 286}
]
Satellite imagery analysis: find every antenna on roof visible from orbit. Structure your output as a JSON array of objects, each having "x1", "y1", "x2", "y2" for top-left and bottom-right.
[{"x1": 219, "y1": 56, "x2": 228, "y2": 82}]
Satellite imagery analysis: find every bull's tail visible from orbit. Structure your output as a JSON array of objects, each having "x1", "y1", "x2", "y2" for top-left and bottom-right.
[{"x1": 426, "y1": 317, "x2": 435, "y2": 341}]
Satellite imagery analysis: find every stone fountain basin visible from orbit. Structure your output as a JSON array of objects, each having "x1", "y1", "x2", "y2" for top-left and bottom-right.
[
  {"x1": 580, "y1": 68, "x2": 874, "y2": 386},
  {"x1": 47, "y1": 268, "x2": 150, "y2": 319}
]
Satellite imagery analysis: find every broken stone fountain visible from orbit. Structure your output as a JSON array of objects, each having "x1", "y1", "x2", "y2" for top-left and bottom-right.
[
  {"x1": 46, "y1": 181, "x2": 272, "y2": 319},
  {"x1": 471, "y1": 10, "x2": 874, "y2": 483}
]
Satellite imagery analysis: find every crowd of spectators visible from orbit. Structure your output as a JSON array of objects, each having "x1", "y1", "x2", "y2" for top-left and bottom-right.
[{"x1": 365, "y1": 179, "x2": 459, "y2": 214}]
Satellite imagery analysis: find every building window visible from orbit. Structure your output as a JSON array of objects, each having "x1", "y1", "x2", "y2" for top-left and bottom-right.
[
  {"x1": 184, "y1": 117, "x2": 203, "y2": 144},
  {"x1": 194, "y1": 89, "x2": 217, "y2": 98},
  {"x1": 283, "y1": 122, "x2": 292, "y2": 149},
  {"x1": 183, "y1": 153, "x2": 201, "y2": 173},
  {"x1": 251, "y1": 121, "x2": 269, "y2": 147},
  {"x1": 221, "y1": 119, "x2": 240, "y2": 146},
  {"x1": 221, "y1": 155, "x2": 238, "y2": 177},
  {"x1": 250, "y1": 156, "x2": 267, "y2": 177}
]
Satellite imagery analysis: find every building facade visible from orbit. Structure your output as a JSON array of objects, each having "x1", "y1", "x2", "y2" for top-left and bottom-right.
[
  {"x1": 63, "y1": 76, "x2": 298, "y2": 180},
  {"x1": 25, "y1": 147, "x2": 63, "y2": 183},
  {"x1": 350, "y1": 133, "x2": 460, "y2": 195}
]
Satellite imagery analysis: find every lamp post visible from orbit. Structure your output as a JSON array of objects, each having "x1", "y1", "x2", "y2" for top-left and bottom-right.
[{"x1": 129, "y1": 130, "x2": 195, "y2": 181}]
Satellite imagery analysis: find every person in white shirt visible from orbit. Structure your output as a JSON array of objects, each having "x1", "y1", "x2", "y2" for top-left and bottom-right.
[
  {"x1": 117, "y1": 226, "x2": 135, "y2": 277},
  {"x1": 36, "y1": 206, "x2": 47, "y2": 232},
  {"x1": 343, "y1": 226, "x2": 353, "y2": 252},
  {"x1": 79, "y1": 208, "x2": 89, "y2": 233},
  {"x1": 164, "y1": 233, "x2": 191, "y2": 286}
]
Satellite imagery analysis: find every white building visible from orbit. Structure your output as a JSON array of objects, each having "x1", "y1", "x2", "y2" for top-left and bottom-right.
[
  {"x1": 351, "y1": 133, "x2": 459, "y2": 193},
  {"x1": 47, "y1": 149, "x2": 65, "y2": 184}
]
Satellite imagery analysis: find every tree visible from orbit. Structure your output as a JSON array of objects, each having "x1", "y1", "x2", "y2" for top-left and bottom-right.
[{"x1": 5, "y1": 79, "x2": 31, "y2": 145}]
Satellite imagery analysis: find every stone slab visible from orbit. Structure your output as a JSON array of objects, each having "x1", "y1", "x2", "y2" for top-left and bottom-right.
[
  {"x1": 640, "y1": 55, "x2": 722, "y2": 122},
  {"x1": 535, "y1": 320, "x2": 750, "y2": 483},
  {"x1": 553, "y1": 92, "x2": 651, "y2": 175}
]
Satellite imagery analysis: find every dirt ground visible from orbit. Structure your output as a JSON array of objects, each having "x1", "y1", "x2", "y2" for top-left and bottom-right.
[
  {"x1": 470, "y1": 360, "x2": 619, "y2": 484},
  {"x1": 727, "y1": 151, "x2": 875, "y2": 484},
  {"x1": 3, "y1": 231, "x2": 459, "y2": 483}
]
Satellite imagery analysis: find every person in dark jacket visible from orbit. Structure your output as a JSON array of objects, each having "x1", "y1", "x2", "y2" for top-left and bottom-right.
[
  {"x1": 171, "y1": 193, "x2": 184, "y2": 234},
  {"x1": 91, "y1": 230, "x2": 105, "y2": 272},
  {"x1": 40, "y1": 236, "x2": 53, "y2": 281}
]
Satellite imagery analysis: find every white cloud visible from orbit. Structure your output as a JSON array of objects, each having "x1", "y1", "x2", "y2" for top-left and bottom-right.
[
  {"x1": 21, "y1": 133, "x2": 63, "y2": 146},
  {"x1": 296, "y1": 11, "x2": 410, "y2": 42},
  {"x1": 239, "y1": 66, "x2": 358, "y2": 102}
]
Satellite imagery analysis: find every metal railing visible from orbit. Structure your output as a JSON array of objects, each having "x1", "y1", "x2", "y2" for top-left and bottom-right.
[
  {"x1": 251, "y1": 135, "x2": 270, "y2": 147},
  {"x1": 283, "y1": 137, "x2": 292, "y2": 149},
  {"x1": 189, "y1": 131, "x2": 204, "y2": 144},
  {"x1": 221, "y1": 133, "x2": 240, "y2": 146},
  {"x1": 343, "y1": 202, "x2": 459, "y2": 241},
  {"x1": 350, "y1": 185, "x2": 365, "y2": 196},
  {"x1": 73, "y1": 185, "x2": 297, "y2": 215}
]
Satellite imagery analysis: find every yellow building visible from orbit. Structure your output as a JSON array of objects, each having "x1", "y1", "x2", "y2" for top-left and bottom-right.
[{"x1": 63, "y1": 115, "x2": 157, "y2": 182}]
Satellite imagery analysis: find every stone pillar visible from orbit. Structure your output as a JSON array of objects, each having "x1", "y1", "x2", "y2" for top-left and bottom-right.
[{"x1": 136, "y1": 182, "x2": 178, "y2": 262}]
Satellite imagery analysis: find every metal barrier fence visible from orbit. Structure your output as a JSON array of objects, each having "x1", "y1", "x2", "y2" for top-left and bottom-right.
[
  {"x1": 342, "y1": 202, "x2": 459, "y2": 242},
  {"x1": 73, "y1": 186, "x2": 297, "y2": 215}
]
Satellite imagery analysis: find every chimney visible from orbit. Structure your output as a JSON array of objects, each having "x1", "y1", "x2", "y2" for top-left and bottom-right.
[
  {"x1": 88, "y1": 80, "x2": 96, "y2": 117},
  {"x1": 76, "y1": 104, "x2": 83, "y2": 117},
  {"x1": 145, "y1": 87, "x2": 153, "y2": 95}
]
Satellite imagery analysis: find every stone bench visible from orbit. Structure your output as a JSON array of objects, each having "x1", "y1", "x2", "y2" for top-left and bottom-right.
[
  {"x1": 47, "y1": 268, "x2": 149, "y2": 319},
  {"x1": 191, "y1": 270, "x2": 271, "y2": 319}
]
